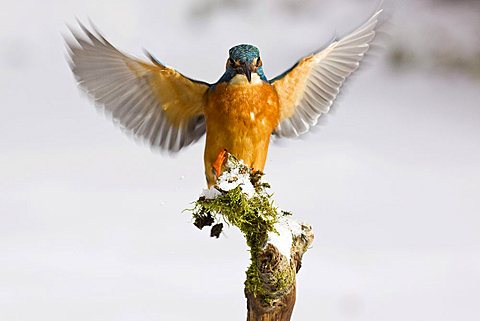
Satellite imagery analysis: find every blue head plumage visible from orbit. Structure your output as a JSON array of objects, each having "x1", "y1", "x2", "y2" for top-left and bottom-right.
[
  {"x1": 229, "y1": 44, "x2": 260, "y2": 64},
  {"x1": 217, "y1": 44, "x2": 267, "y2": 83}
]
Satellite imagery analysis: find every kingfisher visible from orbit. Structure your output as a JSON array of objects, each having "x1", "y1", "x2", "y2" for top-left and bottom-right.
[{"x1": 66, "y1": 9, "x2": 381, "y2": 187}]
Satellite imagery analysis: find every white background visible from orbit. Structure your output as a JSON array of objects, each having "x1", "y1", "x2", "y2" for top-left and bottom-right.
[{"x1": 1, "y1": 0, "x2": 479, "y2": 320}]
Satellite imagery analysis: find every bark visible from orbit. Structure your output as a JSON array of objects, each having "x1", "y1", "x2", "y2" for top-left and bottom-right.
[{"x1": 245, "y1": 223, "x2": 314, "y2": 321}]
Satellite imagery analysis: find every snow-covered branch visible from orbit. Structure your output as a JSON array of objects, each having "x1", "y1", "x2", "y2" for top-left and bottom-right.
[{"x1": 188, "y1": 152, "x2": 314, "y2": 321}]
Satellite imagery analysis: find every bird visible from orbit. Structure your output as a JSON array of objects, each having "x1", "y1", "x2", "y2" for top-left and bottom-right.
[{"x1": 66, "y1": 8, "x2": 382, "y2": 187}]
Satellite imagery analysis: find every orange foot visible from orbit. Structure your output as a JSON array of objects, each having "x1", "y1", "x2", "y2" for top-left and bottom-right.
[{"x1": 212, "y1": 149, "x2": 227, "y2": 178}]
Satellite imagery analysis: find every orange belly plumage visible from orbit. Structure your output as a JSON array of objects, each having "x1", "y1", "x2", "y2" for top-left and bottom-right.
[{"x1": 203, "y1": 81, "x2": 280, "y2": 186}]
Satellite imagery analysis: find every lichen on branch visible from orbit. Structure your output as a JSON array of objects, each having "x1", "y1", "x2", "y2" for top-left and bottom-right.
[{"x1": 188, "y1": 154, "x2": 311, "y2": 305}]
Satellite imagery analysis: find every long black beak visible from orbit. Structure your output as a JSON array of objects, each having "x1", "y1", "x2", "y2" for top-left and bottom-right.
[{"x1": 241, "y1": 62, "x2": 252, "y2": 83}]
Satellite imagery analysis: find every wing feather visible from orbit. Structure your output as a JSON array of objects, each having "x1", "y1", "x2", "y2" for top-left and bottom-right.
[
  {"x1": 66, "y1": 22, "x2": 210, "y2": 152},
  {"x1": 271, "y1": 8, "x2": 382, "y2": 137}
]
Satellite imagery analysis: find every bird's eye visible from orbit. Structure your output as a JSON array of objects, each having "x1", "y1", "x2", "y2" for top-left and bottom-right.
[
  {"x1": 228, "y1": 58, "x2": 236, "y2": 65},
  {"x1": 256, "y1": 58, "x2": 262, "y2": 67}
]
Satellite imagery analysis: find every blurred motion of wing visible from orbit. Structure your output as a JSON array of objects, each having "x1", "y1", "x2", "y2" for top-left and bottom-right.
[
  {"x1": 271, "y1": 9, "x2": 382, "y2": 137},
  {"x1": 66, "y1": 23, "x2": 210, "y2": 153}
]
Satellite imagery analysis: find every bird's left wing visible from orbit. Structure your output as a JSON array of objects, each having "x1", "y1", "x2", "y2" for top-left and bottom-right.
[
  {"x1": 271, "y1": 9, "x2": 382, "y2": 138},
  {"x1": 66, "y1": 23, "x2": 210, "y2": 152}
]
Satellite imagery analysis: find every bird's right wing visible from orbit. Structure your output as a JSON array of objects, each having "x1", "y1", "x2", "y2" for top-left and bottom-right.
[
  {"x1": 270, "y1": 9, "x2": 382, "y2": 138},
  {"x1": 66, "y1": 23, "x2": 210, "y2": 152}
]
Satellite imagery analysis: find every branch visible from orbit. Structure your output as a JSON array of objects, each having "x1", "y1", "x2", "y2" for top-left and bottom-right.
[
  {"x1": 246, "y1": 222, "x2": 313, "y2": 321},
  {"x1": 188, "y1": 153, "x2": 314, "y2": 321}
]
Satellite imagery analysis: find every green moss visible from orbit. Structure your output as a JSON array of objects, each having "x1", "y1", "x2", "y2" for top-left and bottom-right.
[{"x1": 189, "y1": 155, "x2": 294, "y2": 303}]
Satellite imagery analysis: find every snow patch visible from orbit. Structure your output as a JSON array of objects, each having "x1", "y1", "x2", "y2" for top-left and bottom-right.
[
  {"x1": 200, "y1": 187, "x2": 222, "y2": 199},
  {"x1": 266, "y1": 217, "x2": 303, "y2": 260},
  {"x1": 210, "y1": 157, "x2": 256, "y2": 199}
]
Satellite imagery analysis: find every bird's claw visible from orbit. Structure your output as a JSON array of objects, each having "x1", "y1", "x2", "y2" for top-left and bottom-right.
[{"x1": 213, "y1": 149, "x2": 227, "y2": 178}]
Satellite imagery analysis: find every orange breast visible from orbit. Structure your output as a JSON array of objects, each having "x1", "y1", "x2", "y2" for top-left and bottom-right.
[{"x1": 203, "y1": 80, "x2": 280, "y2": 186}]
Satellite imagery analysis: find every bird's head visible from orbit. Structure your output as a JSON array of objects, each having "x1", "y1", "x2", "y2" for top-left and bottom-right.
[{"x1": 224, "y1": 44, "x2": 266, "y2": 83}]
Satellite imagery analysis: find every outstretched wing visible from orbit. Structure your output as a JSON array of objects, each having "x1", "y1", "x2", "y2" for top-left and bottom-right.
[
  {"x1": 66, "y1": 22, "x2": 210, "y2": 152},
  {"x1": 271, "y1": 9, "x2": 382, "y2": 138}
]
